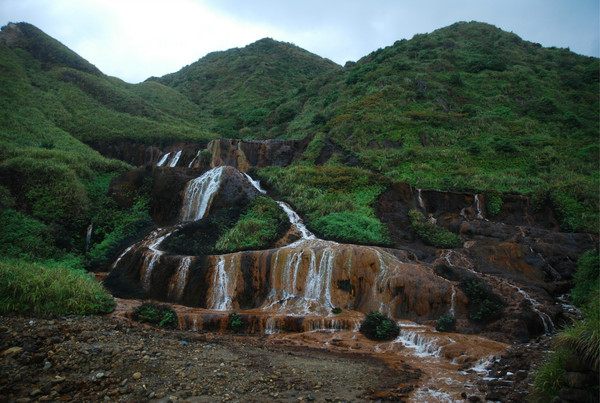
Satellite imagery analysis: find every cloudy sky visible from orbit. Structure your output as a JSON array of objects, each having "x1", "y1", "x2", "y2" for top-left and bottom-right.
[{"x1": 1, "y1": 0, "x2": 598, "y2": 83}]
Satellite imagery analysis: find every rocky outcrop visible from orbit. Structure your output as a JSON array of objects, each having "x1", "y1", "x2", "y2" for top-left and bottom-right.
[
  {"x1": 207, "y1": 138, "x2": 310, "y2": 172},
  {"x1": 88, "y1": 141, "x2": 207, "y2": 167}
]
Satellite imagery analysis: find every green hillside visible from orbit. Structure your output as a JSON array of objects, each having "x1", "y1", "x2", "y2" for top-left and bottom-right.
[
  {"x1": 150, "y1": 37, "x2": 341, "y2": 138},
  {"x1": 0, "y1": 21, "x2": 598, "y2": 282}
]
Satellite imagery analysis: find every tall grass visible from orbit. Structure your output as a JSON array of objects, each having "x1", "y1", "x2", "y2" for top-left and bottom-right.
[{"x1": 0, "y1": 258, "x2": 114, "y2": 315}]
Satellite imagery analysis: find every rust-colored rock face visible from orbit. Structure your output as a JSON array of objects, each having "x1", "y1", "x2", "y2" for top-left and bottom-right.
[
  {"x1": 207, "y1": 138, "x2": 310, "y2": 172},
  {"x1": 102, "y1": 153, "x2": 598, "y2": 346}
]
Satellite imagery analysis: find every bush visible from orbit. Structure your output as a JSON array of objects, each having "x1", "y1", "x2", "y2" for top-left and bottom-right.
[
  {"x1": 459, "y1": 278, "x2": 504, "y2": 322},
  {"x1": 408, "y1": 209, "x2": 462, "y2": 248},
  {"x1": 0, "y1": 258, "x2": 114, "y2": 315},
  {"x1": 132, "y1": 302, "x2": 178, "y2": 328},
  {"x1": 572, "y1": 250, "x2": 599, "y2": 307},
  {"x1": 359, "y1": 311, "x2": 400, "y2": 341},
  {"x1": 215, "y1": 196, "x2": 289, "y2": 252},
  {"x1": 436, "y1": 315, "x2": 457, "y2": 332},
  {"x1": 228, "y1": 312, "x2": 244, "y2": 332},
  {"x1": 312, "y1": 212, "x2": 390, "y2": 245}
]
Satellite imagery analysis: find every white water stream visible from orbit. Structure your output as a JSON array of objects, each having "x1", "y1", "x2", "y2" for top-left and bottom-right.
[{"x1": 180, "y1": 166, "x2": 225, "y2": 221}]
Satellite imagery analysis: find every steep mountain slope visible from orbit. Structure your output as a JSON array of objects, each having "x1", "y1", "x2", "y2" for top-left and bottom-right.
[
  {"x1": 288, "y1": 21, "x2": 599, "y2": 232},
  {"x1": 149, "y1": 38, "x2": 341, "y2": 138}
]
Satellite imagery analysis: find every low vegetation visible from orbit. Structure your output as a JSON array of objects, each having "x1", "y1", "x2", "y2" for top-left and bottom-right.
[
  {"x1": 359, "y1": 311, "x2": 400, "y2": 341},
  {"x1": 0, "y1": 258, "x2": 114, "y2": 315},
  {"x1": 257, "y1": 164, "x2": 391, "y2": 245},
  {"x1": 436, "y1": 315, "x2": 457, "y2": 332},
  {"x1": 530, "y1": 249, "x2": 599, "y2": 402},
  {"x1": 459, "y1": 277, "x2": 504, "y2": 323},
  {"x1": 408, "y1": 209, "x2": 462, "y2": 248},
  {"x1": 216, "y1": 196, "x2": 289, "y2": 252},
  {"x1": 132, "y1": 302, "x2": 178, "y2": 328},
  {"x1": 228, "y1": 312, "x2": 244, "y2": 332}
]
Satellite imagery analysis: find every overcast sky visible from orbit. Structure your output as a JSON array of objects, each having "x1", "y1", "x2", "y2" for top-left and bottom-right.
[{"x1": 1, "y1": 0, "x2": 598, "y2": 83}]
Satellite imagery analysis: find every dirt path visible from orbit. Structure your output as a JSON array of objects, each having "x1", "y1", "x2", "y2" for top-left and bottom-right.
[{"x1": 0, "y1": 315, "x2": 419, "y2": 402}]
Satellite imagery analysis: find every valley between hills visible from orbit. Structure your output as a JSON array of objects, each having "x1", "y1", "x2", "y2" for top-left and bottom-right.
[{"x1": 0, "y1": 20, "x2": 598, "y2": 402}]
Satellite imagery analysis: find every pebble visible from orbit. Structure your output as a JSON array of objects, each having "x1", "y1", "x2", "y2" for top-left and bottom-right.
[{"x1": 132, "y1": 372, "x2": 142, "y2": 379}]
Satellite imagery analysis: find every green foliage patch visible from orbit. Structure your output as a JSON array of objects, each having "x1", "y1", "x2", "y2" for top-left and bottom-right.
[
  {"x1": 408, "y1": 209, "x2": 462, "y2": 248},
  {"x1": 216, "y1": 196, "x2": 289, "y2": 252},
  {"x1": 228, "y1": 312, "x2": 244, "y2": 332},
  {"x1": 359, "y1": 311, "x2": 400, "y2": 341},
  {"x1": 257, "y1": 164, "x2": 391, "y2": 245},
  {"x1": 132, "y1": 302, "x2": 178, "y2": 328},
  {"x1": 459, "y1": 277, "x2": 504, "y2": 322},
  {"x1": 436, "y1": 315, "x2": 457, "y2": 332},
  {"x1": 0, "y1": 258, "x2": 114, "y2": 315}
]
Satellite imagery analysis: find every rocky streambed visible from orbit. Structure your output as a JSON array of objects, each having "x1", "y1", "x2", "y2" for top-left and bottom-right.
[{"x1": 0, "y1": 310, "x2": 548, "y2": 402}]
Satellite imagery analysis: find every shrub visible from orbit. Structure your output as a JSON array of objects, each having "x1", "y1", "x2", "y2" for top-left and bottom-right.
[
  {"x1": 408, "y1": 209, "x2": 462, "y2": 249},
  {"x1": 436, "y1": 315, "x2": 457, "y2": 332},
  {"x1": 332, "y1": 307, "x2": 342, "y2": 314},
  {"x1": 459, "y1": 278, "x2": 504, "y2": 323},
  {"x1": 215, "y1": 196, "x2": 289, "y2": 252},
  {"x1": 229, "y1": 312, "x2": 244, "y2": 332},
  {"x1": 312, "y1": 212, "x2": 390, "y2": 245},
  {"x1": 571, "y1": 250, "x2": 599, "y2": 307},
  {"x1": 359, "y1": 311, "x2": 400, "y2": 341},
  {"x1": 132, "y1": 302, "x2": 178, "y2": 328},
  {"x1": 484, "y1": 190, "x2": 503, "y2": 217},
  {"x1": 0, "y1": 258, "x2": 114, "y2": 315}
]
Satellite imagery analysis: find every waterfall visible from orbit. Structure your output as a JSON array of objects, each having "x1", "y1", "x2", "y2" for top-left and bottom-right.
[
  {"x1": 507, "y1": 283, "x2": 554, "y2": 333},
  {"x1": 188, "y1": 150, "x2": 203, "y2": 168},
  {"x1": 207, "y1": 255, "x2": 238, "y2": 311},
  {"x1": 167, "y1": 256, "x2": 193, "y2": 300},
  {"x1": 180, "y1": 167, "x2": 225, "y2": 222},
  {"x1": 156, "y1": 152, "x2": 171, "y2": 167},
  {"x1": 474, "y1": 194, "x2": 484, "y2": 219},
  {"x1": 277, "y1": 201, "x2": 316, "y2": 242},
  {"x1": 449, "y1": 285, "x2": 456, "y2": 316},
  {"x1": 397, "y1": 328, "x2": 441, "y2": 358},
  {"x1": 167, "y1": 150, "x2": 182, "y2": 167},
  {"x1": 243, "y1": 173, "x2": 267, "y2": 194},
  {"x1": 85, "y1": 223, "x2": 93, "y2": 253},
  {"x1": 417, "y1": 188, "x2": 426, "y2": 211}
]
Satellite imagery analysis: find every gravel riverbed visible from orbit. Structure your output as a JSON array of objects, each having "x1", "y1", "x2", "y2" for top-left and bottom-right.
[{"x1": 0, "y1": 315, "x2": 417, "y2": 402}]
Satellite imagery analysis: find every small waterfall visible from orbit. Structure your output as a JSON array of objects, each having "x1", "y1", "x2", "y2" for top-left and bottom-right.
[
  {"x1": 277, "y1": 201, "x2": 316, "y2": 242},
  {"x1": 417, "y1": 188, "x2": 426, "y2": 211},
  {"x1": 474, "y1": 194, "x2": 484, "y2": 219},
  {"x1": 397, "y1": 328, "x2": 441, "y2": 358},
  {"x1": 507, "y1": 283, "x2": 554, "y2": 333},
  {"x1": 85, "y1": 223, "x2": 93, "y2": 253},
  {"x1": 167, "y1": 256, "x2": 193, "y2": 300},
  {"x1": 180, "y1": 167, "x2": 225, "y2": 222},
  {"x1": 207, "y1": 255, "x2": 238, "y2": 311},
  {"x1": 188, "y1": 150, "x2": 200, "y2": 168},
  {"x1": 243, "y1": 172, "x2": 267, "y2": 194},
  {"x1": 156, "y1": 152, "x2": 171, "y2": 167},
  {"x1": 141, "y1": 252, "x2": 162, "y2": 290},
  {"x1": 449, "y1": 285, "x2": 456, "y2": 316},
  {"x1": 167, "y1": 150, "x2": 182, "y2": 167},
  {"x1": 111, "y1": 244, "x2": 135, "y2": 270},
  {"x1": 265, "y1": 317, "x2": 281, "y2": 334}
]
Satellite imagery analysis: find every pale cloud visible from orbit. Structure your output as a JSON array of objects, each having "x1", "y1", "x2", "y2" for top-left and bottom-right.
[{"x1": 1, "y1": 0, "x2": 598, "y2": 83}]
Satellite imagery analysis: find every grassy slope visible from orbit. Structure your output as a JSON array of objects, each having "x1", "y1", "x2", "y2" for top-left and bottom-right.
[
  {"x1": 150, "y1": 38, "x2": 341, "y2": 138},
  {"x1": 288, "y1": 22, "x2": 598, "y2": 232}
]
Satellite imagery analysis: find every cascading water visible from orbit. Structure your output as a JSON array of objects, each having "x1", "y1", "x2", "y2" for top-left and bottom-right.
[
  {"x1": 167, "y1": 256, "x2": 193, "y2": 300},
  {"x1": 474, "y1": 194, "x2": 484, "y2": 219},
  {"x1": 180, "y1": 166, "x2": 225, "y2": 222},
  {"x1": 85, "y1": 223, "x2": 93, "y2": 253},
  {"x1": 243, "y1": 173, "x2": 267, "y2": 194},
  {"x1": 276, "y1": 201, "x2": 316, "y2": 243},
  {"x1": 417, "y1": 188, "x2": 426, "y2": 211},
  {"x1": 156, "y1": 152, "x2": 171, "y2": 167},
  {"x1": 207, "y1": 255, "x2": 239, "y2": 310},
  {"x1": 506, "y1": 283, "x2": 554, "y2": 333},
  {"x1": 167, "y1": 150, "x2": 182, "y2": 167}
]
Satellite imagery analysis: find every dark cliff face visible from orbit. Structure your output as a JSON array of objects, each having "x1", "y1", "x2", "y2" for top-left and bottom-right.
[{"x1": 88, "y1": 141, "x2": 208, "y2": 167}]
